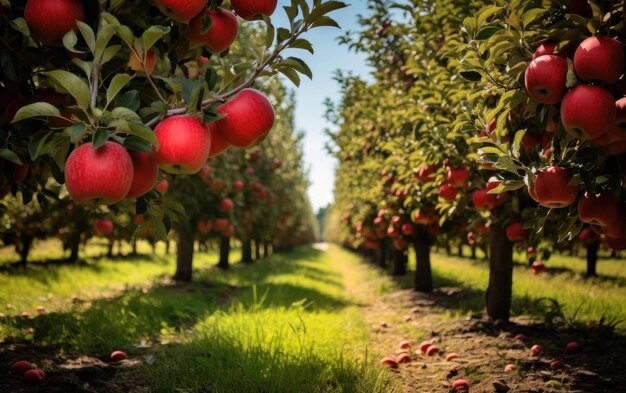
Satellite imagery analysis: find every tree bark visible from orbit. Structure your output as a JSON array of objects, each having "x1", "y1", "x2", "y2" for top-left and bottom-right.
[
  {"x1": 107, "y1": 239, "x2": 114, "y2": 257},
  {"x1": 255, "y1": 239, "x2": 261, "y2": 260},
  {"x1": 486, "y1": 224, "x2": 514, "y2": 321},
  {"x1": 68, "y1": 232, "x2": 81, "y2": 263},
  {"x1": 131, "y1": 239, "x2": 137, "y2": 255},
  {"x1": 391, "y1": 248, "x2": 407, "y2": 276},
  {"x1": 376, "y1": 241, "x2": 388, "y2": 268},
  {"x1": 471, "y1": 246, "x2": 476, "y2": 260},
  {"x1": 165, "y1": 240, "x2": 171, "y2": 255},
  {"x1": 586, "y1": 243, "x2": 599, "y2": 277},
  {"x1": 217, "y1": 236, "x2": 230, "y2": 270},
  {"x1": 457, "y1": 245, "x2": 463, "y2": 257},
  {"x1": 263, "y1": 241, "x2": 270, "y2": 258},
  {"x1": 413, "y1": 235, "x2": 433, "y2": 292},
  {"x1": 241, "y1": 237, "x2": 253, "y2": 264},
  {"x1": 17, "y1": 236, "x2": 33, "y2": 267},
  {"x1": 174, "y1": 225, "x2": 195, "y2": 282}
]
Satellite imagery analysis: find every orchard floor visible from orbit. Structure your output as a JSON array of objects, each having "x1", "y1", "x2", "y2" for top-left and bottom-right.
[{"x1": 0, "y1": 243, "x2": 625, "y2": 392}]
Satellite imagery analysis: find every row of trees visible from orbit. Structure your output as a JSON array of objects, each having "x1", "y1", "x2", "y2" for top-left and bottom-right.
[
  {"x1": 328, "y1": 0, "x2": 624, "y2": 321},
  {"x1": 0, "y1": 0, "x2": 344, "y2": 280}
]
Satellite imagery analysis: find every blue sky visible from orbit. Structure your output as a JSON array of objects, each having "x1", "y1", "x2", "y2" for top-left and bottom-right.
[{"x1": 273, "y1": 1, "x2": 373, "y2": 212}]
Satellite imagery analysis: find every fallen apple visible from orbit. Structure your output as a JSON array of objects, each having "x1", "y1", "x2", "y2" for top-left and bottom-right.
[
  {"x1": 10, "y1": 360, "x2": 34, "y2": 375},
  {"x1": 504, "y1": 363, "x2": 516, "y2": 372},
  {"x1": 426, "y1": 345, "x2": 440, "y2": 356},
  {"x1": 445, "y1": 353, "x2": 460, "y2": 361},
  {"x1": 380, "y1": 356, "x2": 398, "y2": 368},
  {"x1": 110, "y1": 350, "x2": 128, "y2": 362},
  {"x1": 530, "y1": 344, "x2": 543, "y2": 356},
  {"x1": 396, "y1": 353, "x2": 411, "y2": 364}
]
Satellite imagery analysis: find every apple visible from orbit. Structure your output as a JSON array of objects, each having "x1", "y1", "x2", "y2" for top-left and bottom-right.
[
  {"x1": 531, "y1": 261, "x2": 546, "y2": 275},
  {"x1": 110, "y1": 350, "x2": 128, "y2": 361},
  {"x1": 578, "y1": 191, "x2": 620, "y2": 227},
  {"x1": 560, "y1": 85, "x2": 615, "y2": 140},
  {"x1": 24, "y1": 0, "x2": 85, "y2": 43},
  {"x1": 601, "y1": 140, "x2": 626, "y2": 155},
  {"x1": 606, "y1": 98, "x2": 626, "y2": 142},
  {"x1": 392, "y1": 238, "x2": 407, "y2": 250},
  {"x1": 550, "y1": 360, "x2": 564, "y2": 370},
  {"x1": 419, "y1": 340, "x2": 432, "y2": 353},
  {"x1": 207, "y1": 123, "x2": 231, "y2": 157},
  {"x1": 214, "y1": 218, "x2": 229, "y2": 231},
  {"x1": 605, "y1": 235, "x2": 626, "y2": 251},
  {"x1": 565, "y1": 341, "x2": 579, "y2": 353},
  {"x1": 154, "y1": 115, "x2": 211, "y2": 174},
  {"x1": 65, "y1": 142, "x2": 134, "y2": 206},
  {"x1": 155, "y1": 179, "x2": 169, "y2": 194},
  {"x1": 93, "y1": 219, "x2": 114, "y2": 236},
  {"x1": 399, "y1": 340, "x2": 411, "y2": 350},
  {"x1": 223, "y1": 225, "x2": 235, "y2": 237},
  {"x1": 505, "y1": 222, "x2": 526, "y2": 242},
  {"x1": 125, "y1": 151, "x2": 158, "y2": 199},
  {"x1": 232, "y1": 180, "x2": 244, "y2": 191},
  {"x1": 452, "y1": 379, "x2": 469, "y2": 391},
  {"x1": 525, "y1": 55, "x2": 568, "y2": 104},
  {"x1": 220, "y1": 197, "x2": 234, "y2": 213},
  {"x1": 387, "y1": 226, "x2": 399, "y2": 238},
  {"x1": 530, "y1": 344, "x2": 543, "y2": 356},
  {"x1": 504, "y1": 364, "x2": 516, "y2": 372},
  {"x1": 23, "y1": 369, "x2": 46, "y2": 384},
  {"x1": 446, "y1": 167, "x2": 470, "y2": 187},
  {"x1": 231, "y1": 0, "x2": 278, "y2": 20},
  {"x1": 396, "y1": 353, "x2": 411, "y2": 364},
  {"x1": 245, "y1": 167, "x2": 255, "y2": 176},
  {"x1": 128, "y1": 49, "x2": 157, "y2": 75},
  {"x1": 579, "y1": 226, "x2": 600, "y2": 246},
  {"x1": 533, "y1": 166, "x2": 578, "y2": 208},
  {"x1": 439, "y1": 184, "x2": 459, "y2": 201},
  {"x1": 14, "y1": 163, "x2": 29, "y2": 182},
  {"x1": 532, "y1": 41, "x2": 557, "y2": 60},
  {"x1": 154, "y1": 0, "x2": 208, "y2": 23},
  {"x1": 574, "y1": 36, "x2": 624, "y2": 83},
  {"x1": 190, "y1": 9, "x2": 238, "y2": 53},
  {"x1": 216, "y1": 89, "x2": 275, "y2": 148},
  {"x1": 209, "y1": 178, "x2": 223, "y2": 192},
  {"x1": 380, "y1": 356, "x2": 398, "y2": 368},
  {"x1": 198, "y1": 220, "x2": 212, "y2": 234},
  {"x1": 401, "y1": 223, "x2": 414, "y2": 235},
  {"x1": 10, "y1": 360, "x2": 34, "y2": 375},
  {"x1": 416, "y1": 164, "x2": 436, "y2": 182},
  {"x1": 426, "y1": 345, "x2": 439, "y2": 356},
  {"x1": 472, "y1": 189, "x2": 498, "y2": 210},
  {"x1": 445, "y1": 353, "x2": 460, "y2": 361}
]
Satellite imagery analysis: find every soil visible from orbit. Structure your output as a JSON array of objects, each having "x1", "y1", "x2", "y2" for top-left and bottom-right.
[{"x1": 362, "y1": 287, "x2": 626, "y2": 393}]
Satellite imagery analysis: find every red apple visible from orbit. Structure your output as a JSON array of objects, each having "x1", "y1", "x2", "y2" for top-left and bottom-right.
[
  {"x1": 550, "y1": 360, "x2": 564, "y2": 370},
  {"x1": 231, "y1": 0, "x2": 278, "y2": 20},
  {"x1": 472, "y1": 188, "x2": 498, "y2": 210},
  {"x1": 574, "y1": 36, "x2": 624, "y2": 84},
  {"x1": 10, "y1": 360, "x2": 34, "y2": 375},
  {"x1": 93, "y1": 219, "x2": 113, "y2": 236},
  {"x1": 445, "y1": 353, "x2": 460, "y2": 361},
  {"x1": 154, "y1": 0, "x2": 207, "y2": 23},
  {"x1": 579, "y1": 226, "x2": 600, "y2": 246},
  {"x1": 24, "y1": 0, "x2": 85, "y2": 43},
  {"x1": 401, "y1": 223, "x2": 414, "y2": 235},
  {"x1": 565, "y1": 341, "x2": 579, "y2": 353},
  {"x1": 232, "y1": 180, "x2": 244, "y2": 191},
  {"x1": 220, "y1": 197, "x2": 234, "y2": 213},
  {"x1": 154, "y1": 115, "x2": 211, "y2": 174},
  {"x1": 155, "y1": 179, "x2": 169, "y2": 194},
  {"x1": 605, "y1": 235, "x2": 626, "y2": 251},
  {"x1": 65, "y1": 142, "x2": 134, "y2": 206},
  {"x1": 197, "y1": 220, "x2": 212, "y2": 234},
  {"x1": 399, "y1": 340, "x2": 411, "y2": 349},
  {"x1": 606, "y1": 98, "x2": 626, "y2": 142},
  {"x1": 504, "y1": 364, "x2": 516, "y2": 372},
  {"x1": 446, "y1": 167, "x2": 470, "y2": 187},
  {"x1": 439, "y1": 184, "x2": 459, "y2": 202},
  {"x1": 560, "y1": 85, "x2": 616, "y2": 140},
  {"x1": 578, "y1": 191, "x2": 620, "y2": 227},
  {"x1": 14, "y1": 163, "x2": 29, "y2": 182},
  {"x1": 125, "y1": 151, "x2": 158, "y2": 199},
  {"x1": 216, "y1": 89, "x2": 275, "y2": 148},
  {"x1": 396, "y1": 353, "x2": 411, "y2": 364},
  {"x1": 110, "y1": 350, "x2": 128, "y2": 361},
  {"x1": 530, "y1": 344, "x2": 543, "y2": 356},
  {"x1": 128, "y1": 49, "x2": 157, "y2": 75},
  {"x1": 452, "y1": 379, "x2": 469, "y2": 391},
  {"x1": 392, "y1": 238, "x2": 407, "y2": 250},
  {"x1": 189, "y1": 9, "x2": 238, "y2": 53},
  {"x1": 525, "y1": 55, "x2": 568, "y2": 104},
  {"x1": 506, "y1": 222, "x2": 526, "y2": 242},
  {"x1": 208, "y1": 123, "x2": 231, "y2": 157},
  {"x1": 426, "y1": 345, "x2": 439, "y2": 356},
  {"x1": 380, "y1": 356, "x2": 398, "y2": 368},
  {"x1": 416, "y1": 164, "x2": 436, "y2": 182},
  {"x1": 214, "y1": 218, "x2": 229, "y2": 231},
  {"x1": 23, "y1": 369, "x2": 46, "y2": 384},
  {"x1": 419, "y1": 340, "x2": 432, "y2": 353},
  {"x1": 223, "y1": 225, "x2": 235, "y2": 237},
  {"x1": 533, "y1": 166, "x2": 578, "y2": 208},
  {"x1": 531, "y1": 261, "x2": 546, "y2": 275},
  {"x1": 532, "y1": 41, "x2": 557, "y2": 60}
]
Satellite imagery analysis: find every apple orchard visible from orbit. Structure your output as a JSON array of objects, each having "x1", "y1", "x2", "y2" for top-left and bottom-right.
[{"x1": 0, "y1": 0, "x2": 347, "y2": 280}]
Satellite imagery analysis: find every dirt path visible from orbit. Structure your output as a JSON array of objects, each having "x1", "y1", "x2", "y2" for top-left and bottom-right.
[{"x1": 334, "y1": 251, "x2": 626, "y2": 393}]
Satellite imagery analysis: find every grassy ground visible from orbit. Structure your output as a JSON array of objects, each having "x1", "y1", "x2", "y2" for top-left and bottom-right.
[
  {"x1": 392, "y1": 248, "x2": 626, "y2": 330},
  {"x1": 0, "y1": 243, "x2": 392, "y2": 392}
]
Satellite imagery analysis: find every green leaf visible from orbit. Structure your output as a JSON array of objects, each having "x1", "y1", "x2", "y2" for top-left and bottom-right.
[
  {"x1": 311, "y1": 16, "x2": 340, "y2": 28},
  {"x1": 29, "y1": 131, "x2": 53, "y2": 161},
  {"x1": 70, "y1": 123, "x2": 88, "y2": 143},
  {"x1": 306, "y1": 1, "x2": 347, "y2": 22},
  {"x1": 0, "y1": 149, "x2": 22, "y2": 165},
  {"x1": 205, "y1": 67, "x2": 218, "y2": 91},
  {"x1": 62, "y1": 29, "x2": 79, "y2": 53},
  {"x1": 475, "y1": 26, "x2": 500, "y2": 40},
  {"x1": 95, "y1": 24, "x2": 117, "y2": 60},
  {"x1": 71, "y1": 58, "x2": 92, "y2": 79},
  {"x1": 92, "y1": 128, "x2": 109, "y2": 149},
  {"x1": 44, "y1": 135, "x2": 71, "y2": 169},
  {"x1": 124, "y1": 135, "x2": 153, "y2": 153},
  {"x1": 77, "y1": 21, "x2": 96, "y2": 53},
  {"x1": 111, "y1": 107, "x2": 142, "y2": 123},
  {"x1": 12, "y1": 102, "x2": 61, "y2": 123},
  {"x1": 128, "y1": 122, "x2": 159, "y2": 149},
  {"x1": 116, "y1": 25, "x2": 134, "y2": 47},
  {"x1": 9, "y1": 17, "x2": 30, "y2": 37},
  {"x1": 278, "y1": 67, "x2": 301, "y2": 87},
  {"x1": 106, "y1": 73, "x2": 133, "y2": 105},
  {"x1": 460, "y1": 71, "x2": 482, "y2": 82},
  {"x1": 282, "y1": 57, "x2": 313, "y2": 79},
  {"x1": 288, "y1": 38, "x2": 314, "y2": 53},
  {"x1": 141, "y1": 25, "x2": 170, "y2": 52},
  {"x1": 44, "y1": 70, "x2": 91, "y2": 112},
  {"x1": 101, "y1": 45, "x2": 122, "y2": 66},
  {"x1": 114, "y1": 90, "x2": 140, "y2": 112}
]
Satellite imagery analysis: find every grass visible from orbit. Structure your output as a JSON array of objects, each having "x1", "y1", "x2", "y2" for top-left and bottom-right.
[
  {"x1": 0, "y1": 242, "x2": 393, "y2": 392},
  {"x1": 394, "y1": 248, "x2": 626, "y2": 329}
]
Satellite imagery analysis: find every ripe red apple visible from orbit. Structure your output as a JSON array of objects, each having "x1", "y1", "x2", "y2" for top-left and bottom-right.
[
  {"x1": 439, "y1": 184, "x2": 459, "y2": 202},
  {"x1": 530, "y1": 344, "x2": 543, "y2": 356},
  {"x1": 231, "y1": 0, "x2": 278, "y2": 20},
  {"x1": 387, "y1": 226, "x2": 399, "y2": 238},
  {"x1": 400, "y1": 223, "x2": 414, "y2": 235},
  {"x1": 574, "y1": 36, "x2": 625, "y2": 83},
  {"x1": 125, "y1": 151, "x2": 158, "y2": 199},
  {"x1": 216, "y1": 89, "x2": 275, "y2": 148},
  {"x1": 578, "y1": 191, "x2": 620, "y2": 227},
  {"x1": 396, "y1": 353, "x2": 411, "y2": 364},
  {"x1": 128, "y1": 49, "x2": 157, "y2": 75},
  {"x1": 605, "y1": 235, "x2": 626, "y2": 251},
  {"x1": 446, "y1": 167, "x2": 470, "y2": 187},
  {"x1": 190, "y1": 9, "x2": 238, "y2": 53},
  {"x1": 550, "y1": 360, "x2": 564, "y2": 370},
  {"x1": 560, "y1": 85, "x2": 616, "y2": 140},
  {"x1": 399, "y1": 340, "x2": 411, "y2": 350},
  {"x1": 24, "y1": 0, "x2": 85, "y2": 43},
  {"x1": 10, "y1": 360, "x2": 34, "y2": 375},
  {"x1": 93, "y1": 219, "x2": 113, "y2": 236},
  {"x1": 531, "y1": 261, "x2": 546, "y2": 275},
  {"x1": 565, "y1": 341, "x2": 579, "y2": 353},
  {"x1": 220, "y1": 197, "x2": 234, "y2": 213},
  {"x1": 419, "y1": 340, "x2": 432, "y2": 353},
  {"x1": 245, "y1": 167, "x2": 255, "y2": 176},
  {"x1": 532, "y1": 41, "x2": 557, "y2": 60},
  {"x1": 533, "y1": 166, "x2": 578, "y2": 208},
  {"x1": 426, "y1": 345, "x2": 439, "y2": 356},
  {"x1": 214, "y1": 218, "x2": 229, "y2": 231},
  {"x1": 208, "y1": 123, "x2": 231, "y2": 157},
  {"x1": 514, "y1": 333, "x2": 527, "y2": 342},
  {"x1": 472, "y1": 189, "x2": 498, "y2": 210},
  {"x1": 452, "y1": 379, "x2": 469, "y2": 391},
  {"x1": 223, "y1": 225, "x2": 235, "y2": 237},
  {"x1": 14, "y1": 163, "x2": 29, "y2": 183},
  {"x1": 154, "y1": 0, "x2": 208, "y2": 22},
  {"x1": 154, "y1": 115, "x2": 211, "y2": 174},
  {"x1": 110, "y1": 350, "x2": 128, "y2": 362},
  {"x1": 445, "y1": 353, "x2": 460, "y2": 361},
  {"x1": 525, "y1": 55, "x2": 568, "y2": 104},
  {"x1": 65, "y1": 142, "x2": 134, "y2": 206},
  {"x1": 23, "y1": 369, "x2": 46, "y2": 384},
  {"x1": 416, "y1": 164, "x2": 436, "y2": 182},
  {"x1": 605, "y1": 98, "x2": 626, "y2": 142},
  {"x1": 505, "y1": 222, "x2": 526, "y2": 242},
  {"x1": 380, "y1": 356, "x2": 398, "y2": 368},
  {"x1": 392, "y1": 238, "x2": 407, "y2": 250},
  {"x1": 504, "y1": 364, "x2": 516, "y2": 372},
  {"x1": 155, "y1": 179, "x2": 169, "y2": 194}
]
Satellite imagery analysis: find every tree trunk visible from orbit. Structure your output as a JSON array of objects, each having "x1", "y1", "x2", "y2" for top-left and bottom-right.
[
  {"x1": 413, "y1": 235, "x2": 433, "y2": 292},
  {"x1": 241, "y1": 237, "x2": 253, "y2": 264},
  {"x1": 17, "y1": 236, "x2": 33, "y2": 267},
  {"x1": 263, "y1": 241, "x2": 270, "y2": 258},
  {"x1": 107, "y1": 239, "x2": 114, "y2": 257},
  {"x1": 391, "y1": 248, "x2": 407, "y2": 276},
  {"x1": 376, "y1": 241, "x2": 388, "y2": 268},
  {"x1": 471, "y1": 246, "x2": 476, "y2": 260},
  {"x1": 174, "y1": 225, "x2": 195, "y2": 282},
  {"x1": 444, "y1": 243, "x2": 451, "y2": 255},
  {"x1": 68, "y1": 232, "x2": 81, "y2": 263},
  {"x1": 255, "y1": 239, "x2": 261, "y2": 260},
  {"x1": 217, "y1": 236, "x2": 230, "y2": 270},
  {"x1": 486, "y1": 224, "x2": 514, "y2": 321},
  {"x1": 586, "y1": 243, "x2": 599, "y2": 277},
  {"x1": 457, "y1": 245, "x2": 463, "y2": 257},
  {"x1": 131, "y1": 239, "x2": 137, "y2": 255}
]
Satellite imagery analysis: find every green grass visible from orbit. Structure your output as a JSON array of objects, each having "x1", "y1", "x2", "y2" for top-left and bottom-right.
[{"x1": 396, "y1": 249, "x2": 626, "y2": 329}]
